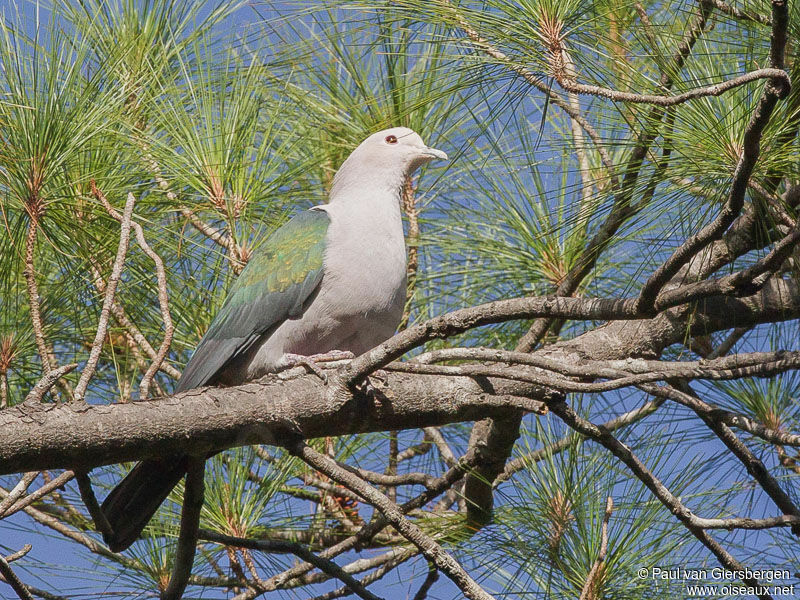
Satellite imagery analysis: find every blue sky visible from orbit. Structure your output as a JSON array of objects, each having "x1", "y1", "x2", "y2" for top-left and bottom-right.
[
  {"x1": 0, "y1": 1, "x2": 470, "y2": 598},
  {"x1": 2, "y1": 0, "x2": 799, "y2": 598}
]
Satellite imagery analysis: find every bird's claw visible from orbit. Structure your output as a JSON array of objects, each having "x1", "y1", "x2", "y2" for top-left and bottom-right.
[
  {"x1": 282, "y1": 350, "x2": 356, "y2": 383},
  {"x1": 282, "y1": 354, "x2": 328, "y2": 383}
]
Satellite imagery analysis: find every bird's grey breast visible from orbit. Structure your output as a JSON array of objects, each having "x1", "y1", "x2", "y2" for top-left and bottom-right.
[{"x1": 314, "y1": 200, "x2": 407, "y2": 350}]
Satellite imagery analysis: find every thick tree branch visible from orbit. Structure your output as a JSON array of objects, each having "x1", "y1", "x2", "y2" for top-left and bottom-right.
[{"x1": 0, "y1": 372, "x2": 548, "y2": 476}]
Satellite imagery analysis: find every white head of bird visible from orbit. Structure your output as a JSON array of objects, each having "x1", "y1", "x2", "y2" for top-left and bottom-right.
[{"x1": 330, "y1": 127, "x2": 448, "y2": 200}]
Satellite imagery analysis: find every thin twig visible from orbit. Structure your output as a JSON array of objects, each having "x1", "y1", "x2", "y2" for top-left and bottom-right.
[
  {"x1": 305, "y1": 549, "x2": 417, "y2": 600},
  {"x1": 0, "y1": 473, "x2": 38, "y2": 517},
  {"x1": 702, "y1": 0, "x2": 772, "y2": 24},
  {"x1": 638, "y1": 382, "x2": 800, "y2": 450},
  {"x1": 693, "y1": 514, "x2": 800, "y2": 530},
  {"x1": 178, "y1": 208, "x2": 244, "y2": 274},
  {"x1": 0, "y1": 554, "x2": 34, "y2": 600},
  {"x1": 579, "y1": 497, "x2": 613, "y2": 600},
  {"x1": 23, "y1": 221, "x2": 52, "y2": 376},
  {"x1": 3, "y1": 546, "x2": 31, "y2": 563},
  {"x1": 554, "y1": 68, "x2": 788, "y2": 106},
  {"x1": 162, "y1": 457, "x2": 205, "y2": 600},
  {"x1": 397, "y1": 435, "x2": 434, "y2": 463},
  {"x1": 386, "y1": 432, "x2": 399, "y2": 503},
  {"x1": 351, "y1": 468, "x2": 434, "y2": 488},
  {"x1": 0, "y1": 472, "x2": 75, "y2": 518},
  {"x1": 560, "y1": 43, "x2": 595, "y2": 213},
  {"x1": 87, "y1": 255, "x2": 179, "y2": 387},
  {"x1": 179, "y1": 208, "x2": 232, "y2": 251},
  {"x1": 423, "y1": 427, "x2": 457, "y2": 468},
  {"x1": 674, "y1": 383, "x2": 800, "y2": 534},
  {"x1": 74, "y1": 189, "x2": 137, "y2": 402}
]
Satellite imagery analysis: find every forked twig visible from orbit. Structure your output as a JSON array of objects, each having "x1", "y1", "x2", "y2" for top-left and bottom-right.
[
  {"x1": 93, "y1": 181, "x2": 175, "y2": 399},
  {"x1": 74, "y1": 189, "x2": 137, "y2": 402}
]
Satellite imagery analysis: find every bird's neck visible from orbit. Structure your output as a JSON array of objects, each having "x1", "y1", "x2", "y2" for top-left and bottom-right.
[
  {"x1": 327, "y1": 167, "x2": 406, "y2": 232},
  {"x1": 329, "y1": 162, "x2": 407, "y2": 203}
]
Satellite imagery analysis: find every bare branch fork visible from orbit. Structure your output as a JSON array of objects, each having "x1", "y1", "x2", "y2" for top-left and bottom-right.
[
  {"x1": 288, "y1": 440, "x2": 496, "y2": 600},
  {"x1": 73, "y1": 190, "x2": 137, "y2": 402},
  {"x1": 91, "y1": 181, "x2": 175, "y2": 399},
  {"x1": 635, "y1": 0, "x2": 791, "y2": 314},
  {"x1": 545, "y1": 398, "x2": 775, "y2": 600},
  {"x1": 229, "y1": 450, "x2": 480, "y2": 599},
  {"x1": 198, "y1": 530, "x2": 382, "y2": 600}
]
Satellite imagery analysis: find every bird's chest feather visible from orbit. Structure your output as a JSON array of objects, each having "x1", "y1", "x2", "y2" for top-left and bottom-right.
[{"x1": 321, "y1": 222, "x2": 407, "y2": 317}]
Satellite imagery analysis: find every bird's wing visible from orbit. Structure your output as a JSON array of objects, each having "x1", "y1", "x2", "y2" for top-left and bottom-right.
[{"x1": 175, "y1": 208, "x2": 329, "y2": 392}]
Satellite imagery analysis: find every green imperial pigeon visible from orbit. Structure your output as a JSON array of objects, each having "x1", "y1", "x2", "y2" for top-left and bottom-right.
[{"x1": 101, "y1": 127, "x2": 448, "y2": 552}]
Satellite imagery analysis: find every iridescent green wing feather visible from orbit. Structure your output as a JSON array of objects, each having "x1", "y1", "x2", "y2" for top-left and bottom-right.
[{"x1": 176, "y1": 208, "x2": 329, "y2": 392}]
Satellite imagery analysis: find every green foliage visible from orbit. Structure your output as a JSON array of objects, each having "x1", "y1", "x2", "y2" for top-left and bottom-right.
[{"x1": 0, "y1": 0, "x2": 798, "y2": 598}]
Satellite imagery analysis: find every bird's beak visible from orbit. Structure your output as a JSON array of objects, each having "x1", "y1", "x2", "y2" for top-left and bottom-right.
[{"x1": 421, "y1": 146, "x2": 448, "y2": 161}]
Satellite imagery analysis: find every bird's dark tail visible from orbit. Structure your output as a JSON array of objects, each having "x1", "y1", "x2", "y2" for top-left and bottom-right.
[{"x1": 101, "y1": 457, "x2": 188, "y2": 552}]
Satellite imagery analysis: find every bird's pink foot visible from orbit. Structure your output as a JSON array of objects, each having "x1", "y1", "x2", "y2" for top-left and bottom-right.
[
  {"x1": 282, "y1": 354, "x2": 328, "y2": 381},
  {"x1": 281, "y1": 351, "x2": 354, "y2": 382}
]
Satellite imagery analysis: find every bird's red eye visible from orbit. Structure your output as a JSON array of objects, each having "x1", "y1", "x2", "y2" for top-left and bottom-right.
[{"x1": 385, "y1": 135, "x2": 398, "y2": 144}]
